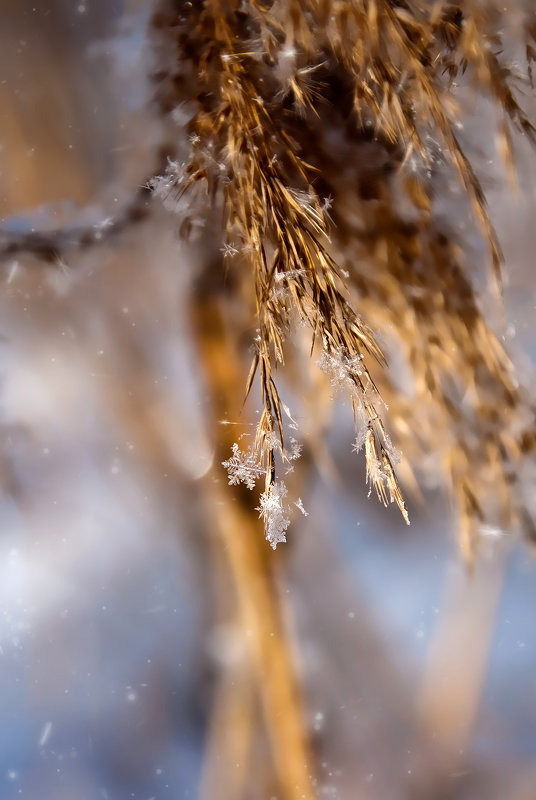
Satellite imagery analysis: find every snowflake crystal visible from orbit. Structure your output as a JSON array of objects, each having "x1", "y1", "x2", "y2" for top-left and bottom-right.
[{"x1": 222, "y1": 443, "x2": 265, "y2": 490}]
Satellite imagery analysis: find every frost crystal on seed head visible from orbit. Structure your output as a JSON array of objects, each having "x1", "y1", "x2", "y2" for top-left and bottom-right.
[
  {"x1": 317, "y1": 347, "x2": 364, "y2": 390},
  {"x1": 351, "y1": 422, "x2": 368, "y2": 455},
  {"x1": 148, "y1": 159, "x2": 188, "y2": 212},
  {"x1": 220, "y1": 242, "x2": 239, "y2": 258},
  {"x1": 256, "y1": 481, "x2": 291, "y2": 549}
]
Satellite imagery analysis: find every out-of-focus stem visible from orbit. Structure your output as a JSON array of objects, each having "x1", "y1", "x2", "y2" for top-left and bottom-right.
[
  {"x1": 199, "y1": 657, "x2": 256, "y2": 800},
  {"x1": 417, "y1": 552, "x2": 506, "y2": 754},
  {"x1": 192, "y1": 286, "x2": 316, "y2": 799}
]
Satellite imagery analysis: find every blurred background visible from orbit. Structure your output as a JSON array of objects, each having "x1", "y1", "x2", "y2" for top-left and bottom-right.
[{"x1": 0, "y1": 2, "x2": 536, "y2": 799}]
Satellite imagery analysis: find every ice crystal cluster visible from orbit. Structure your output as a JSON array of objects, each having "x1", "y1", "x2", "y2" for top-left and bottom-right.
[
  {"x1": 222, "y1": 434, "x2": 304, "y2": 549},
  {"x1": 256, "y1": 481, "x2": 291, "y2": 550}
]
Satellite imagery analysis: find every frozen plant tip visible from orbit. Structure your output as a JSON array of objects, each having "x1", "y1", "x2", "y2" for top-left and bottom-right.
[
  {"x1": 365, "y1": 428, "x2": 409, "y2": 526},
  {"x1": 222, "y1": 422, "x2": 305, "y2": 545}
]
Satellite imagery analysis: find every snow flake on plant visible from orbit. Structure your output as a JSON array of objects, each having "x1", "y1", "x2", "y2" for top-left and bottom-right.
[
  {"x1": 222, "y1": 405, "x2": 306, "y2": 546},
  {"x1": 222, "y1": 443, "x2": 265, "y2": 490},
  {"x1": 256, "y1": 481, "x2": 291, "y2": 549},
  {"x1": 317, "y1": 346, "x2": 364, "y2": 390}
]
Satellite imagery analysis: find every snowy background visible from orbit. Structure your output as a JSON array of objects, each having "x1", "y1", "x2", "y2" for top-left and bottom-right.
[{"x1": 0, "y1": 2, "x2": 536, "y2": 799}]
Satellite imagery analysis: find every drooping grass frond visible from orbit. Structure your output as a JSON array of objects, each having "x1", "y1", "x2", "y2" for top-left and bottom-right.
[{"x1": 149, "y1": 0, "x2": 536, "y2": 558}]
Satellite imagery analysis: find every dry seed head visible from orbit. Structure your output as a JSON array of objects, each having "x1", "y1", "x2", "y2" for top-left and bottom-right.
[{"x1": 148, "y1": 0, "x2": 536, "y2": 556}]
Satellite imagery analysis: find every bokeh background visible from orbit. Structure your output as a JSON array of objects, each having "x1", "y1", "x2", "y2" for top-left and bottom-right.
[{"x1": 0, "y1": 2, "x2": 535, "y2": 799}]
